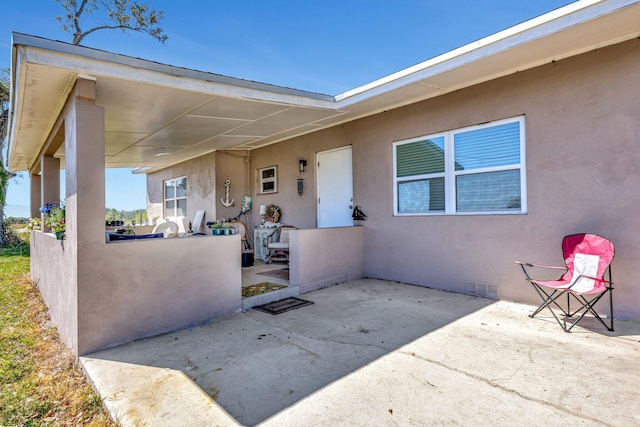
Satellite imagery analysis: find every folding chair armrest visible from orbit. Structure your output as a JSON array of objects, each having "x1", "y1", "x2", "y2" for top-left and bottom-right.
[
  {"x1": 571, "y1": 274, "x2": 613, "y2": 285},
  {"x1": 514, "y1": 261, "x2": 567, "y2": 270}
]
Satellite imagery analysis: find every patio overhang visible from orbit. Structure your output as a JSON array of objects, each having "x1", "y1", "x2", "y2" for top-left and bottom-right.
[{"x1": 8, "y1": 0, "x2": 640, "y2": 174}]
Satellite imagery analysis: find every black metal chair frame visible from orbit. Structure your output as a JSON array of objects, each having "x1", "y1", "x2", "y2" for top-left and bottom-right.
[{"x1": 517, "y1": 261, "x2": 614, "y2": 332}]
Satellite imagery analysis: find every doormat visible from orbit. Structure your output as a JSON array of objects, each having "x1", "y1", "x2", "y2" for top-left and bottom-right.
[
  {"x1": 257, "y1": 268, "x2": 290, "y2": 280},
  {"x1": 254, "y1": 297, "x2": 314, "y2": 315},
  {"x1": 242, "y1": 282, "x2": 288, "y2": 298}
]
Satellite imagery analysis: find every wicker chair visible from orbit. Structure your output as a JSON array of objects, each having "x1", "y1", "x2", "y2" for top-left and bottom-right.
[{"x1": 229, "y1": 220, "x2": 252, "y2": 252}]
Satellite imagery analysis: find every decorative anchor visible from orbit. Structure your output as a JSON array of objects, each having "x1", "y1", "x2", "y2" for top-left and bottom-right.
[{"x1": 220, "y1": 179, "x2": 235, "y2": 207}]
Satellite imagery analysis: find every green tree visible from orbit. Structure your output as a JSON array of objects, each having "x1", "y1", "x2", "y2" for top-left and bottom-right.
[
  {"x1": 105, "y1": 207, "x2": 119, "y2": 221},
  {"x1": 56, "y1": 0, "x2": 168, "y2": 45},
  {"x1": 0, "y1": 68, "x2": 19, "y2": 246}
]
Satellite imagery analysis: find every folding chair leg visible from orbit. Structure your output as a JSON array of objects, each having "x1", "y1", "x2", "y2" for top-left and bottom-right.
[
  {"x1": 564, "y1": 292, "x2": 614, "y2": 332},
  {"x1": 527, "y1": 285, "x2": 574, "y2": 331},
  {"x1": 529, "y1": 283, "x2": 570, "y2": 318}
]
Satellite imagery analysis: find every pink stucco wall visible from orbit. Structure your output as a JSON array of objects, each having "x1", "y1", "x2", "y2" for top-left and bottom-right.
[
  {"x1": 146, "y1": 152, "x2": 218, "y2": 231},
  {"x1": 146, "y1": 150, "x2": 252, "y2": 231},
  {"x1": 31, "y1": 231, "x2": 78, "y2": 352},
  {"x1": 290, "y1": 227, "x2": 365, "y2": 294},
  {"x1": 77, "y1": 235, "x2": 242, "y2": 354},
  {"x1": 248, "y1": 38, "x2": 640, "y2": 319},
  {"x1": 31, "y1": 231, "x2": 242, "y2": 355},
  {"x1": 215, "y1": 150, "x2": 251, "y2": 221}
]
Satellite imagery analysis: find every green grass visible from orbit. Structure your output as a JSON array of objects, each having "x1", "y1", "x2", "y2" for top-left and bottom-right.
[{"x1": 0, "y1": 252, "x2": 114, "y2": 426}]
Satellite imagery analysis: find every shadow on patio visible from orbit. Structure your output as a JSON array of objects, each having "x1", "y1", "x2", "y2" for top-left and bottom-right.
[{"x1": 81, "y1": 279, "x2": 640, "y2": 427}]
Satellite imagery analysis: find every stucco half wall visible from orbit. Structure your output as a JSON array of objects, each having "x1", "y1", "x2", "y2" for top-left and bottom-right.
[
  {"x1": 31, "y1": 231, "x2": 79, "y2": 352},
  {"x1": 31, "y1": 232, "x2": 242, "y2": 355},
  {"x1": 290, "y1": 226, "x2": 365, "y2": 294}
]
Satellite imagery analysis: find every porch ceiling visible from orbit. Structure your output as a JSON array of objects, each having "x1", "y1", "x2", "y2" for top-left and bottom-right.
[{"x1": 8, "y1": 0, "x2": 640, "y2": 174}]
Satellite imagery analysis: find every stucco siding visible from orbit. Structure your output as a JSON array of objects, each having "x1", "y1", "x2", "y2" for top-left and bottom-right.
[
  {"x1": 76, "y1": 235, "x2": 241, "y2": 355},
  {"x1": 215, "y1": 151, "x2": 251, "y2": 222},
  {"x1": 31, "y1": 232, "x2": 242, "y2": 356},
  {"x1": 30, "y1": 231, "x2": 79, "y2": 353},
  {"x1": 249, "y1": 131, "x2": 352, "y2": 229},
  {"x1": 357, "y1": 39, "x2": 640, "y2": 319},
  {"x1": 291, "y1": 227, "x2": 365, "y2": 294},
  {"x1": 147, "y1": 152, "x2": 218, "y2": 231},
  {"x1": 249, "y1": 39, "x2": 640, "y2": 319}
]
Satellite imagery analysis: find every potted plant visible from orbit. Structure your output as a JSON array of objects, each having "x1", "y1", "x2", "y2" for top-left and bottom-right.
[
  {"x1": 222, "y1": 222, "x2": 234, "y2": 235},
  {"x1": 40, "y1": 201, "x2": 65, "y2": 240},
  {"x1": 209, "y1": 220, "x2": 223, "y2": 235}
]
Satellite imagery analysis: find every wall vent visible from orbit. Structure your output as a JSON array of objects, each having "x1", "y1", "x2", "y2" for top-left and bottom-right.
[{"x1": 465, "y1": 281, "x2": 499, "y2": 300}]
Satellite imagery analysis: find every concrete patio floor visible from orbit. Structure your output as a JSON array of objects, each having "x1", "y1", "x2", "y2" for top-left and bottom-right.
[{"x1": 80, "y1": 279, "x2": 640, "y2": 427}]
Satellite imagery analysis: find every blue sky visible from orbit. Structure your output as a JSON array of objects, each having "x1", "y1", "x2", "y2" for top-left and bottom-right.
[{"x1": 1, "y1": 0, "x2": 573, "y2": 213}]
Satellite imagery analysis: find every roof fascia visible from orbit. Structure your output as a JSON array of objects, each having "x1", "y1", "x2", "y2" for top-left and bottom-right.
[
  {"x1": 334, "y1": 0, "x2": 639, "y2": 108},
  {"x1": 10, "y1": 33, "x2": 336, "y2": 107},
  {"x1": 8, "y1": 35, "x2": 24, "y2": 173}
]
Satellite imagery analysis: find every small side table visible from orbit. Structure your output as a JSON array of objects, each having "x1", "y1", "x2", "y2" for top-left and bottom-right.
[{"x1": 254, "y1": 227, "x2": 277, "y2": 261}]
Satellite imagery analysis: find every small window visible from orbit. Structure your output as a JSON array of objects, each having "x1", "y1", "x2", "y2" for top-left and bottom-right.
[
  {"x1": 258, "y1": 166, "x2": 278, "y2": 194},
  {"x1": 164, "y1": 176, "x2": 187, "y2": 217},
  {"x1": 393, "y1": 116, "x2": 526, "y2": 215}
]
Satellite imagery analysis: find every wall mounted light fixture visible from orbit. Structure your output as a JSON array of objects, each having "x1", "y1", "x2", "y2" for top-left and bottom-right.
[{"x1": 299, "y1": 159, "x2": 307, "y2": 172}]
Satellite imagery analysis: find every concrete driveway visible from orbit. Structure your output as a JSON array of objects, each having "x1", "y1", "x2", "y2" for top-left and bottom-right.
[{"x1": 81, "y1": 279, "x2": 640, "y2": 426}]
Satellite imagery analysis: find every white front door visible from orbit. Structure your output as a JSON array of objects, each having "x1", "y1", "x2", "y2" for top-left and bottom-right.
[{"x1": 317, "y1": 146, "x2": 353, "y2": 228}]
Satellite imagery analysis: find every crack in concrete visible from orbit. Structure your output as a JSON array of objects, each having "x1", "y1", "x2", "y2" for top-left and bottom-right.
[{"x1": 400, "y1": 350, "x2": 614, "y2": 427}]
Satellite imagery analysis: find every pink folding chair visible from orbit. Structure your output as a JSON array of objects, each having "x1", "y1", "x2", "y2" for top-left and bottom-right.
[{"x1": 515, "y1": 234, "x2": 615, "y2": 332}]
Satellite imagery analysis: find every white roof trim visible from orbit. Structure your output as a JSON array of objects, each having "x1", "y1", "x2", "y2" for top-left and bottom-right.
[
  {"x1": 335, "y1": 0, "x2": 638, "y2": 106},
  {"x1": 10, "y1": 33, "x2": 336, "y2": 105},
  {"x1": 12, "y1": 0, "x2": 639, "y2": 110}
]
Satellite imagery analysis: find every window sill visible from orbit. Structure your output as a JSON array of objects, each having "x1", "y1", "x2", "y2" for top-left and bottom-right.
[{"x1": 394, "y1": 210, "x2": 527, "y2": 217}]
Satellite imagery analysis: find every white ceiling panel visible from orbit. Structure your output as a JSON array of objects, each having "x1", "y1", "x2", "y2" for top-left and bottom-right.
[
  {"x1": 195, "y1": 135, "x2": 264, "y2": 150},
  {"x1": 105, "y1": 131, "x2": 149, "y2": 155},
  {"x1": 107, "y1": 146, "x2": 174, "y2": 164},
  {"x1": 225, "y1": 107, "x2": 345, "y2": 136},
  {"x1": 98, "y1": 78, "x2": 215, "y2": 133},
  {"x1": 135, "y1": 116, "x2": 245, "y2": 148},
  {"x1": 189, "y1": 97, "x2": 290, "y2": 120}
]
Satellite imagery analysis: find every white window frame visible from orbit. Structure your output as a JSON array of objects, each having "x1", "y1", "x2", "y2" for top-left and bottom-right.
[
  {"x1": 164, "y1": 176, "x2": 187, "y2": 218},
  {"x1": 258, "y1": 166, "x2": 278, "y2": 194},
  {"x1": 393, "y1": 116, "x2": 527, "y2": 216}
]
